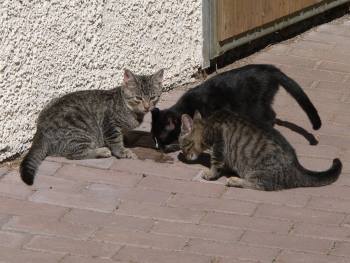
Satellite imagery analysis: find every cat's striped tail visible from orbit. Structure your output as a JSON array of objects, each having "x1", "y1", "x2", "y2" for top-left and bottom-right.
[
  {"x1": 299, "y1": 158, "x2": 342, "y2": 187},
  {"x1": 20, "y1": 132, "x2": 48, "y2": 185}
]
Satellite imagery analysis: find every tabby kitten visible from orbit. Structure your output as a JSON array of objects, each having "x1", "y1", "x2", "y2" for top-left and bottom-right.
[
  {"x1": 180, "y1": 110, "x2": 341, "y2": 191},
  {"x1": 20, "y1": 69, "x2": 164, "y2": 185},
  {"x1": 152, "y1": 64, "x2": 321, "y2": 150}
]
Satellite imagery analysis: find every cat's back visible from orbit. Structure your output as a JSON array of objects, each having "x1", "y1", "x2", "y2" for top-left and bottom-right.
[
  {"x1": 208, "y1": 110, "x2": 293, "y2": 153},
  {"x1": 38, "y1": 88, "x2": 118, "y2": 125},
  {"x1": 175, "y1": 64, "x2": 279, "y2": 111}
]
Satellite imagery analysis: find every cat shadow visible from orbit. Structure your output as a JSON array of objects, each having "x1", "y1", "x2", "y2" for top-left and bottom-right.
[
  {"x1": 275, "y1": 118, "x2": 318, "y2": 145},
  {"x1": 123, "y1": 130, "x2": 174, "y2": 163},
  {"x1": 123, "y1": 130, "x2": 155, "y2": 149}
]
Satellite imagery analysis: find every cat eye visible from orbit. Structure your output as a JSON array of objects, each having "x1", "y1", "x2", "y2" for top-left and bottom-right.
[{"x1": 150, "y1": 96, "x2": 159, "y2": 101}]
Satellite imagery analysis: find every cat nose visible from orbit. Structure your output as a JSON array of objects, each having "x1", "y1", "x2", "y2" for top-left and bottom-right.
[{"x1": 143, "y1": 102, "x2": 150, "y2": 111}]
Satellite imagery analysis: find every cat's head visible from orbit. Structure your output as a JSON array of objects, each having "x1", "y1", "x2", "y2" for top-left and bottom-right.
[
  {"x1": 122, "y1": 69, "x2": 164, "y2": 114},
  {"x1": 179, "y1": 111, "x2": 207, "y2": 161},
  {"x1": 151, "y1": 108, "x2": 181, "y2": 150}
]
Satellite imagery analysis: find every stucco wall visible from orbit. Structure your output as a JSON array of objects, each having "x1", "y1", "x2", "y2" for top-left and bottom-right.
[{"x1": 0, "y1": 0, "x2": 202, "y2": 161}]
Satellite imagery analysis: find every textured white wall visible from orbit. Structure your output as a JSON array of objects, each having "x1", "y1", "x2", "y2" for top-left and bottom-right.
[{"x1": 0, "y1": 0, "x2": 202, "y2": 161}]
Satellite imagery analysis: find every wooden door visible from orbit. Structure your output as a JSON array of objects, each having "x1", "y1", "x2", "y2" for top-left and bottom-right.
[{"x1": 217, "y1": 0, "x2": 323, "y2": 42}]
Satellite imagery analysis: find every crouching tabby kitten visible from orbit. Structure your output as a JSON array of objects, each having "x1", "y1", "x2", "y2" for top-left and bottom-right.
[
  {"x1": 180, "y1": 110, "x2": 341, "y2": 191},
  {"x1": 20, "y1": 69, "x2": 164, "y2": 185}
]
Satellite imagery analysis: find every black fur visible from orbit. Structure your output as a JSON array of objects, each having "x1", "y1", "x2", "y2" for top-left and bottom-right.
[{"x1": 151, "y1": 64, "x2": 321, "y2": 149}]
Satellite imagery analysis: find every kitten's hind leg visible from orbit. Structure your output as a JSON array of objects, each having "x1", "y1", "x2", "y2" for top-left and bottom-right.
[{"x1": 66, "y1": 147, "x2": 112, "y2": 160}]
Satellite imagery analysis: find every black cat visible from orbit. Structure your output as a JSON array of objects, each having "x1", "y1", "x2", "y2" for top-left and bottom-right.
[{"x1": 151, "y1": 64, "x2": 321, "y2": 150}]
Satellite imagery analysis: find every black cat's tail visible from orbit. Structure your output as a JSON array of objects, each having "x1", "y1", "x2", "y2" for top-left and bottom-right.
[
  {"x1": 20, "y1": 132, "x2": 48, "y2": 185},
  {"x1": 298, "y1": 158, "x2": 342, "y2": 187},
  {"x1": 273, "y1": 67, "x2": 321, "y2": 130}
]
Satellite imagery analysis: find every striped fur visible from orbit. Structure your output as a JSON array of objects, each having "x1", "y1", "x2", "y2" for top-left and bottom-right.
[
  {"x1": 179, "y1": 110, "x2": 341, "y2": 191},
  {"x1": 20, "y1": 69, "x2": 163, "y2": 185}
]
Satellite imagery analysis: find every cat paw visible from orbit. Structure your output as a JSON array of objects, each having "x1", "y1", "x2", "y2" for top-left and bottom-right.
[
  {"x1": 95, "y1": 147, "x2": 112, "y2": 158},
  {"x1": 115, "y1": 148, "x2": 137, "y2": 159},
  {"x1": 226, "y1": 177, "x2": 244, "y2": 187},
  {"x1": 201, "y1": 169, "x2": 215, "y2": 181}
]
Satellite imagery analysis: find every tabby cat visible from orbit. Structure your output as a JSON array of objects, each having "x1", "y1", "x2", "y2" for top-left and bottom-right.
[
  {"x1": 180, "y1": 110, "x2": 341, "y2": 191},
  {"x1": 20, "y1": 69, "x2": 164, "y2": 185},
  {"x1": 152, "y1": 64, "x2": 321, "y2": 150}
]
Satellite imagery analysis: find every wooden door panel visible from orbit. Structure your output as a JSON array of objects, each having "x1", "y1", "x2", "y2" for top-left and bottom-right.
[{"x1": 218, "y1": 0, "x2": 322, "y2": 41}]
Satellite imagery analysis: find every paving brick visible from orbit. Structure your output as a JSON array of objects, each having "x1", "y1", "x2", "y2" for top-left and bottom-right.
[
  {"x1": 318, "y1": 61, "x2": 350, "y2": 74},
  {"x1": 81, "y1": 183, "x2": 126, "y2": 199},
  {"x1": 119, "y1": 186, "x2": 171, "y2": 205},
  {"x1": 139, "y1": 176, "x2": 225, "y2": 198},
  {"x1": 333, "y1": 114, "x2": 350, "y2": 127},
  {"x1": 25, "y1": 236, "x2": 120, "y2": 257},
  {"x1": 252, "y1": 52, "x2": 318, "y2": 68},
  {"x1": 241, "y1": 230, "x2": 332, "y2": 253},
  {"x1": 111, "y1": 159, "x2": 200, "y2": 181},
  {"x1": 291, "y1": 39, "x2": 335, "y2": 51},
  {"x1": 55, "y1": 164, "x2": 142, "y2": 187},
  {"x1": 222, "y1": 188, "x2": 309, "y2": 207},
  {"x1": 3, "y1": 215, "x2": 96, "y2": 239},
  {"x1": 0, "y1": 246, "x2": 64, "y2": 263},
  {"x1": 307, "y1": 196, "x2": 350, "y2": 214},
  {"x1": 151, "y1": 221, "x2": 243, "y2": 242},
  {"x1": 0, "y1": 196, "x2": 67, "y2": 218},
  {"x1": 34, "y1": 176, "x2": 84, "y2": 193},
  {"x1": 37, "y1": 160, "x2": 62, "y2": 176},
  {"x1": 266, "y1": 44, "x2": 290, "y2": 55},
  {"x1": 61, "y1": 255, "x2": 116, "y2": 263},
  {"x1": 279, "y1": 64, "x2": 347, "y2": 82},
  {"x1": 254, "y1": 203, "x2": 345, "y2": 225},
  {"x1": 290, "y1": 47, "x2": 350, "y2": 65},
  {"x1": 114, "y1": 246, "x2": 211, "y2": 263},
  {"x1": 0, "y1": 231, "x2": 27, "y2": 248},
  {"x1": 116, "y1": 201, "x2": 205, "y2": 223},
  {"x1": 317, "y1": 24, "x2": 350, "y2": 37},
  {"x1": 276, "y1": 250, "x2": 349, "y2": 263},
  {"x1": 292, "y1": 222, "x2": 350, "y2": 242},
  {"x1": 317, "y1": 122, "x2": 350, "y2": 138},
  {"x1": 332, "y1": 241, "x2": 350, "y2": 257},
  {"x1": 167, "y1": 193, "x2": 257, "y2": 215},
  {"x1": 185, "y1": 238, "x2": 279, "y2": 262},
  {"x1": 93, "y1": 226, "x2": 187, "y2": 250},
  {"x1": 315, "y1": 80, "x2": 348, "y2": 92},
  {"x1": 201, "y1": 212, "x2": 292, "y2": 234},
  {"x1": 30, "y1": 187, "x2": 120, "y2": 213},
  {"x1": 0, "y1": 181, "x2": 34, "y2": 200},
  {"x1": 292, "y1": 185, "x2": 350, "y2": 199},
  {"x1": 46, "y1": 156, "x2": 114, "y2": 169},
  {"x1": 1, "y1": 171, "x2": 83, "y2": 194},
  {"x1": 62, "y1": 208, "x2": 154, "y2": 231},
  {"x1": 302, "y1": 30, "x2": 350, "y2": 44}
]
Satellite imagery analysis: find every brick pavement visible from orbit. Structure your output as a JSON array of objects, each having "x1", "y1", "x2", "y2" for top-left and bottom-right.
[{"x1": 1, "y1": 15, "x2": 350, "y2": 263}]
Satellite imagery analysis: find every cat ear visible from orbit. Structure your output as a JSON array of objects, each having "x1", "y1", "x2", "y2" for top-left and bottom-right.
[
  {"x1": 181, "y1": 114, "x2": 193, "y2": 134},
  {"x1": 152, "y1": 69, "x2": 164, "y2": 84},
  {"x1": 123, "y1": 69, "x2": 136, "y2": 85},
  {"x1": 193, "y1": 110, "x2": 202, "y2": 121}
]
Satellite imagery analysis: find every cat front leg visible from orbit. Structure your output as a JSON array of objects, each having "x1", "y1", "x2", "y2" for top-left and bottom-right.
[
  {"x1": 202, "y1": 141, "x2": 225, "y2": 181},
  {"x1": 103, "y1": 123, "x2": 137, "y2": 159}
]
